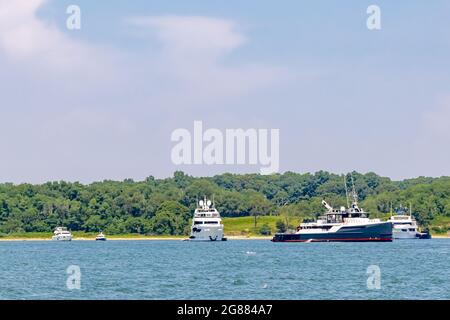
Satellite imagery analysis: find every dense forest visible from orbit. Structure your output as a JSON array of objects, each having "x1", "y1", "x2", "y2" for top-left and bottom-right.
[{"x1": 0, "y1": 171, "x2": 449, "y2": 236}]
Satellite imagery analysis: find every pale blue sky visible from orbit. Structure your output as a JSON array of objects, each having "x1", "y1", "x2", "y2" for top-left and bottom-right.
[{"x1": 1, "y1": 0, "x2": 450, "y2": 183}]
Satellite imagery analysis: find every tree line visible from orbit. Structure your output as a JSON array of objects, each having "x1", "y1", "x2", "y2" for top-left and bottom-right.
[{"x1": 0, "y1": 171, "x2": 449, "y2": 236}]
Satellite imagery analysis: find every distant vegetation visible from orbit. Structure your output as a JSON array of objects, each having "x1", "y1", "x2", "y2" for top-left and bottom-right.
[{"x1": 0, "y1": 171, "x2": 449, "y2": 237}]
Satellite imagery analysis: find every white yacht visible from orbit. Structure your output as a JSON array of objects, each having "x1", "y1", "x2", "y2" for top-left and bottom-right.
[
  {"x1": 187, "y1": 197, "x2": 226, "y2": 241},
  {"x1": 273, "y1": 175, "x2": 393, "y2": 242},
  {"x1": 52, "y1": 227, "x2": 73, "y2": 241},
  {"x1": 273, "y1": 199, "x2": 393, "y2": 242},
  {"x1": 95, "y1": 232, "x2": 107, "y2": 241},
  {"x1": 388, "y1": 207, "x2": 431, "y2": 239}
]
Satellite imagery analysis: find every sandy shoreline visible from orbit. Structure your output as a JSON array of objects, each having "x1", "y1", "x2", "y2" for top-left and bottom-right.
[
  {"x1": 0, "y1": 235, "x2": 447, "y2": 241},
  {"x1": 0, "y1": 235, "x2": 273, "y2": 241}
]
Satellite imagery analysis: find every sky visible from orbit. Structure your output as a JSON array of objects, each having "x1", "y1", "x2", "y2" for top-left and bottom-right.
[{"x1": 1, "y1": 0, "x2": 450, "y2": 183}]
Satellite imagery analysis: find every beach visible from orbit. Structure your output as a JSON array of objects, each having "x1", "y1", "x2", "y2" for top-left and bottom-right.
[
  {"x1": 0, "y1": 235, "x2": 274, "y2": 241},
  {"x1": 0, "y1": 235, "x2": 446, "y2": 241}
]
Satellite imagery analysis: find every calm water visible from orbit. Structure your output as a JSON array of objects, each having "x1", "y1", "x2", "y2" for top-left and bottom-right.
[{"x1": 0, "y1": 239, "x2": 448, "y2": 300}]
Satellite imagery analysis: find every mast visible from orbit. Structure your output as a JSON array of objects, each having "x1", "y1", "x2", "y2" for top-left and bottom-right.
[
  {"x1": 344, "y1": 174, "x2": 350, "y2": 208},
  {"x1": 350, "y1": 173, "x2": 358, "y2": 206}
]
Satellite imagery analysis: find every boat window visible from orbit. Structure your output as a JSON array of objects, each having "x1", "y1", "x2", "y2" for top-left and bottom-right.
[
  {"x1": 194, "y1": 221, "x2": 203, "y2": 224},
  {"x1": 204, "y1": 221, "x2": 218, "y2": 224},
  {"x1": 409, "y1": 229, "x2": 416, "y2": 232},
  {"x1": 401, "y1": 229, "x2": 407, "y2": 232}
]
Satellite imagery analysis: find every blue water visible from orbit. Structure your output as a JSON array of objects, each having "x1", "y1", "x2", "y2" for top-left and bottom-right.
[{"x1": 0, "y1": 239, "x2": 448, "y2": 300}]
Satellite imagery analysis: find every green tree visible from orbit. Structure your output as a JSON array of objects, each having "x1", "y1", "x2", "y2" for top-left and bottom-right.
[
  {"x1": 84, "y1": 215, "x2": 106, "y2": 232},
  {"x1": 276, "y1": 220, "x2": 287, "y2": 233},
  {"x1": 259, "y1": 223, "x2": 271, "y2": 235}
]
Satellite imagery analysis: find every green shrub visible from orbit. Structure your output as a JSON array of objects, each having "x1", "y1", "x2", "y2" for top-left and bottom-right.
[
  {"x1": 431, "y1": 226, "x2": 448, "y2": 234},
  {"x1": 276, "y1": 220, "x2": 286, "y2": 233},
  {"x1": 259, "y1": 223, "x2": 271, "y2": 235}
]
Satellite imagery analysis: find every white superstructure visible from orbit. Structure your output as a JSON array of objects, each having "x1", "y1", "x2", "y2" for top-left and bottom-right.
[
  {"x1": 52, "y1": 227, "x2": 73, "y2": 241},
  {"x1": 96, "y1": 232, "x2": 107, "y2": 241},
  {"x1": 388, "y1": 207, "x2": 420, "y2": 239},
  {"x1": 188, "y1": 197, "x2": 226, "y2": 241}
]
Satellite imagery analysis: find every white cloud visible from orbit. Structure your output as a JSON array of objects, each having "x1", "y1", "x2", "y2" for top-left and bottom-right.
[
  {"x1": 0, "y1": 0, "x2": 87, "y2": 70},
  {"x1": 0, "y1": 2, "x2": 289, "y2": 183},
  {"x1": 0, "y1": 0, "x2": 45, "y2": 56},
  {"x1": 128, "y1": 15, "x2": 246, "y2": 61},
  {"x1": 126, "y1": 15, "x2": 289, "y2": 105}
]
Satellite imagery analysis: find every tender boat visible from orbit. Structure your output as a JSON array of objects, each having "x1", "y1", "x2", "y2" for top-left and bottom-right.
[
  {"x1": 52, "y1": 227, "x2": 73, "y2": 241},
  {"x1": 272, "y1": 176, "x2": 392, "y2": 242},
  {"x1": 187, "y1": 197, "x2": 227, "y2": 241},
  {"x1": 388, "y1": 206, "x2": 431, "y2": 239},
  {"x1": 95, "y1": 232, "x2": 107, "y2": 241}
]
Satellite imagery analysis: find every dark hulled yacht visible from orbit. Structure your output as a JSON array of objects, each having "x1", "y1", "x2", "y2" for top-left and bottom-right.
[{"x1": 272, "y1": 178, "x2": 392, "y2": 243}]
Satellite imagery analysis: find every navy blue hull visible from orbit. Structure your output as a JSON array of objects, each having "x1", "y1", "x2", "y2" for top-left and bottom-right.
[{"x1": 272, "y1": 222, "x2": 393, "y2": 242}]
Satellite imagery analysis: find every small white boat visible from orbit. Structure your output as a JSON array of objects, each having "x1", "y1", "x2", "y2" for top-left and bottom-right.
[
  {"x1": 52, "y1": 227, "x2": 73, "y2": 241},
  {"x1": 388, "y1": 205, "x2": 431, "y2": 239},
  {"x1": 95, "y1": 232, "x2": 107, "y2": 241},
  {"x1": 389, "y1": 214, "x2": 418, "y2": 239}
]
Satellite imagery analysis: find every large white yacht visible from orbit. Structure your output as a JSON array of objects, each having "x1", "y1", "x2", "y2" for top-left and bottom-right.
[
  {"x1": 388, "y1": 207, "x2": 431, "y2": 239},
  {"x1": 273, "y1": 198, "x2": 393, "y2": 242},
  {"x1": 187, "y1": 197, "x2": 226, "y2": 241},
  {"x1": 52, "y1": 227, "x2": 73, "y2": 241}
]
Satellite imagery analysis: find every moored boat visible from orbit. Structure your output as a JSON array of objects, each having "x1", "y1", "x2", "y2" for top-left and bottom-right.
[
  {"x1": 388, "y1": 206, "x2": 431, "y2": 239},
  {"x1": 186, "y1": 197, "x2": 227, "y2": 241},
  {"x1": 95, "y1": 232, "x2": 107, "y2": 241},
  {"x1": 52, "y1": 227, "x2": 73, "y2": 241},
  {"x1": 272, "y1": 176, "x2": 392, "y2": 243}
]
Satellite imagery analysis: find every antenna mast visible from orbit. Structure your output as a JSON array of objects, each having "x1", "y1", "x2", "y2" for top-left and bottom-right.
[
  {"x1": 344, "y1": 174, "x2": 350, "y2": 208},
  {"x1": 350, "y1": 173, "x2": 358, "y2": 205}
]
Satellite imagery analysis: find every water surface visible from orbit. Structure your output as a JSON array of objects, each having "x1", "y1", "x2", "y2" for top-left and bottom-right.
[{"x1": 0, "y1": 239, "x2": 448, "y2": 299}]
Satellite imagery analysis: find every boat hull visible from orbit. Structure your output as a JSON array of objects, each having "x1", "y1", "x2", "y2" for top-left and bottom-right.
[
  {"x1": 188, "y1": 225, "x2": 225, "y2": 241},
  {"x1": 272, "y1": 222, "x2": 393, "y2": 242},
  {"x1": 393, "y1": 231, "x2": 419, "y2": 239},
  {"x1": 52, "y1": 236, "x2": 72, "y2": 241},
  {"x1": 187, "y1": 235, "x2": 226, "y2": 241},
  {"x1": 392, "y1": 228, "x2": 432, "y2": 240},
  {"x1": 416, "y1": 232, "x2": 432, "y2": 239}
]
